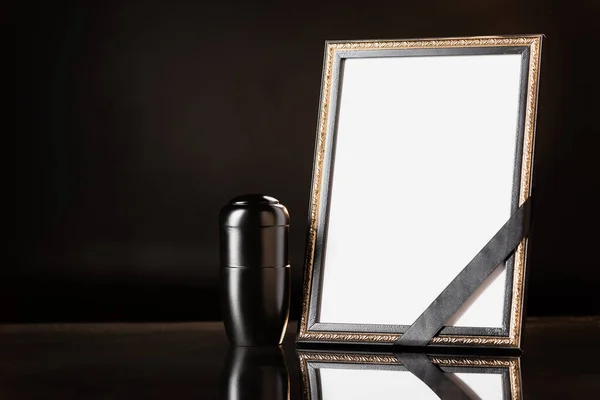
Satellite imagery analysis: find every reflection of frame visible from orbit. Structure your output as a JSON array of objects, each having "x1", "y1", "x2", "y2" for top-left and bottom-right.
[
  {"x1": 297, "y1": 35, "x2": 543, "y2": 348},
  {"x1": 298, "y1": 350, "x2": 521, "y2": 400}
]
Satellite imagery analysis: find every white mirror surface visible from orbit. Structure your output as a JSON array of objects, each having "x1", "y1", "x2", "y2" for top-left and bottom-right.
[
  {"x1": 318, "y1": 367, "x2": 505, "y2": 400},
  {"x1": 318, "y1": 54, "x2": 524, "y2": 328}
]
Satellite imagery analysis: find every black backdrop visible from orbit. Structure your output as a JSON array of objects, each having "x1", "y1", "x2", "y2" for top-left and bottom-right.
[{"x1": 11, "y1": 0, "x2": 600, "y2": 322}]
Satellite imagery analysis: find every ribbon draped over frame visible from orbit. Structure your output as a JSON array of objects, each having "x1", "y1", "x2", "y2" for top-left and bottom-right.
[{"x1": 395, "y1": 196, "x2": 532, "y2": 347}]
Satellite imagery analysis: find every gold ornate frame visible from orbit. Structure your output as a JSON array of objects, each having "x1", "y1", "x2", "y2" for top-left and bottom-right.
[
  {"x1": 298, "y1": 35, "x2": 543, "y2": 348},
  {"x1": 298, "y1": 351, "x2": 521, "y2": 400}
]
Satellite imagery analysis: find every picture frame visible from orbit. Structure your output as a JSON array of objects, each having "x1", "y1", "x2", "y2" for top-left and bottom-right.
[
  {"x1": 297, "y1": 35, "x2": 543, "y2": 349},
  {"x1": 298, "y1": 350, "x2": 521, "y2": 400}
]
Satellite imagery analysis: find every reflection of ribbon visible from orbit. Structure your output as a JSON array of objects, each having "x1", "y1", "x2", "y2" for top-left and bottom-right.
[
  {"x1": 395, "y1": 353, "x2": 480, "y2": 400},
  {"x1": 396, "y1": 197, "x2": 532, "y2": 347}
]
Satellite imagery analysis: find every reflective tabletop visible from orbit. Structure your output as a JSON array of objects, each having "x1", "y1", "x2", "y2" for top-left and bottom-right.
[{"x1": 1, "y1": 317, "x2": 598, "y2": 399}]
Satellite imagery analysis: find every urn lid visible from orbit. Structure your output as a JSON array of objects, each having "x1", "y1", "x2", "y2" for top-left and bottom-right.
[{"x1": 219, "y1": 194, "x2": 289, "y2": 228}]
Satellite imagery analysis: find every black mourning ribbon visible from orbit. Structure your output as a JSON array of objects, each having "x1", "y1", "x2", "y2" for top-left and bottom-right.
[
  {"x1": 395, "y1": 353, "x2": 481, "y2": 400},
  {"x1": 395, "y1": 197, "x2": 532, "y2": 347}
]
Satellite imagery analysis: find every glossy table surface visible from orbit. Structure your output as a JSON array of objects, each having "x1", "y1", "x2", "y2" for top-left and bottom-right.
[{"x1": 1, "y1": 317, "x2": 599, "y2": 399}]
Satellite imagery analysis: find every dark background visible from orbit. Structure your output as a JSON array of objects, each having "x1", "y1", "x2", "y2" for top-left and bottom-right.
[{"x1": 11, "y1": 0, "x2": 600, "y2": 322}]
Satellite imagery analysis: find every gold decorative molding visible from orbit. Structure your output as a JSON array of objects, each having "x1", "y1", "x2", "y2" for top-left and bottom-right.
[
  {"x1": 298, "y1": 352, "x2": 514, "y2": 367},
  {"x1": 297, "y1": 330, "x2": 513, "y2": 346},
  {"x1": 431, "y1": 335, "x2": 513, "y2": 346},
  {"x1": 509, "y1": 360, "x2": 523, "y2": 400},
  {"x1": 327, "y1": 36, "x2": 539, "y2": 52},
  {"x1": 299, "y1": 35, "x2": 543, "y2": 349},
  {"x1": 510, "y1": 35, "x2": 542, "y2": 348},
  {"x1": 298, "y1": 33, "x2": 335, "y2": 337},
  {"x1": 297, "y1": 331, "x2": 398, "y2": 343},
  {"x1": 298, "y1": 352, "x2": 399, "y2": 364},
  {"x1": 429, "y1": 357, "x2": 513, "y2": 367}
]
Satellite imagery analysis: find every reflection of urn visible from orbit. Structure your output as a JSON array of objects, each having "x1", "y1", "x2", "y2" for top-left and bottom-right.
[{"x1": 220, "y1": 346, "x2": 290, "y2": 400}]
